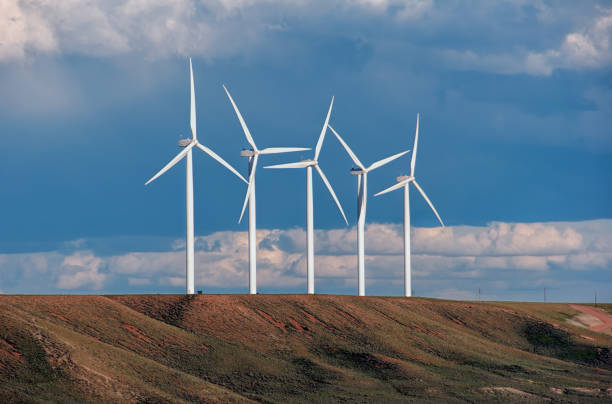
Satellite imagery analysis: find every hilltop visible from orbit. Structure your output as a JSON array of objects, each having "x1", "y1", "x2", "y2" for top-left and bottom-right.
[{"x1": 0, "y1": 295, "x2": 610, "y2": 403}]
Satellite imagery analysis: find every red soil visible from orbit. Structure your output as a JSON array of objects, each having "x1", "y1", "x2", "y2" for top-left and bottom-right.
[
  {"x1": 0, "y1": 338, "x2": 23, "y2": 361},
  {"x1": 50, "y1": 312, "x2": 71, "y2": 323},
  {"x1": 570, "y1": 305, "x2": 612, "y2": 334},
  {"x1": 121, "y1": 324, "x2": 153, "y2": 344},
  {"x1": 256, "y1": 309, "x2": 288, "y2": 333}
]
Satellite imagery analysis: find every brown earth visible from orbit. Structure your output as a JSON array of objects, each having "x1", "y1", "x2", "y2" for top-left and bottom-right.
[
  {"x1": 569, "y1": 304, "x2": 612, "y2": 335},
  {"x1": 0, "y1": 295, "x2": 610, "y2": 403}
]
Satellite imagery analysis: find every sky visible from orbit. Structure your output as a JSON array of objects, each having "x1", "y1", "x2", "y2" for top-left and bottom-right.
[{"x1": 0, "y1": 0, "x2": 610, "y2": 301}]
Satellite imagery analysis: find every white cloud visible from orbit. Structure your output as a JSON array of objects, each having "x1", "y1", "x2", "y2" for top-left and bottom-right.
[
  {"x1": 0, "y1": 219, "x2": 610, "y2": 298},
  {"x1": 0, "y1": 0, "x2": 443, "y2": 63},
  {"x1": 353, "y1": 0, "x2": 432, "y2": 20},
  {"x1": 560, "y1": 13, "x2": 612, "y2": 69},
  {"x1": 56, "y1": 251, "x2": 106, "y2": 290},
  {"x1": 441, "y1": 10, "x2": 612, "y2": 76},
  {"x1": 1, "y1": 0, "x2": 609, "y2": 86},
  {"x1": 0, "y1": 0, "x2": 57, "y2": 61}
]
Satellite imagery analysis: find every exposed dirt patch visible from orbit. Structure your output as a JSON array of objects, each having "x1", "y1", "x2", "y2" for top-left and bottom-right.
[
  {"x1": 255, "y1": 309, "x2": 287, "y2": 333},
  {"x1": 333, "y1": 307, "x2": 361, "y2": 324},
  {"x1": 49, "y1": 312, "x2": 71, "y2": 323},
  {"x1": 481, "y1": 386, "x2": 546, "y2": 400},
  {"x1": 567, "y1": 386, "x2": 601, "y2": 395},
  {"x1": 121, "y1": 324, "x2": 153, "y2": 344},
  {"x1": 569, "y1": 305, "x2": 612, "y2": 335},
  {"x1": 300, "y1": 309, "x2": 325, "y2": 327},
  {"x1": 286, "y1": 317, "x2": 312, "y2": 339},
  {"x1": 0, "y1": 338, "x2": 23, "y2": 361}
]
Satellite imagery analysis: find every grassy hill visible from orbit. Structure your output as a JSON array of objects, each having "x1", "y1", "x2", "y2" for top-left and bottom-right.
[{"x1": 0, "y1": 295, "x2": 610, "y2": 403}]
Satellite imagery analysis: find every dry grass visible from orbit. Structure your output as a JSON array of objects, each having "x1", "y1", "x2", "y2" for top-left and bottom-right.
[{"x1": 1, "y1": 295, "x2": 610, "y2": 403}]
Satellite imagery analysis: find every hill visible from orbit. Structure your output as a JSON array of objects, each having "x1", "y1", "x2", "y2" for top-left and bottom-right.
[{"x1": 0, "y1": 295, "x2": 610, "y2": 403}]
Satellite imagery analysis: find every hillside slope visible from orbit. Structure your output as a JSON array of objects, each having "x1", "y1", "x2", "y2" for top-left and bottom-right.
[{"x1": 0, "y1": 295, "x2": 610, "y2": 403}]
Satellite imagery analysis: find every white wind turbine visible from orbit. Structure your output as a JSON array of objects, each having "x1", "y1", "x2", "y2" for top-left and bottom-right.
[
  {"x1": 223, "y1": 85, "x2": 310, "y2": 295},
  {"x1": 264, "y1": 97, "x2": 348, "y2": 294},
  {"x1": 145, "y1": 59, "x2": 247, "y2": 295},
  {"x1": 374, "y1": 113, "x2": 444, "y2": 297},
  {"x1": 328, "y1": 125, "x2": 409, "y2": 296}
]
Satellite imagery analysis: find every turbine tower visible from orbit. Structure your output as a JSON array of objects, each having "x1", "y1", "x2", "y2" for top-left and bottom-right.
[
  {"x1": 328, "y1": 125, "x2": 409, "y2": 296},
  {"x1": 145, "y1": 59, "x2": 247, "y2": 295},
  {"x1": 265, "y1": 97, "x2": 348, "y2": 294},
  {"x1": 374, "y1": 114, "x2": 444, "y2": 297},
  {"x1": 223, "y1": 85, "x2": 309, "y2": 295}
]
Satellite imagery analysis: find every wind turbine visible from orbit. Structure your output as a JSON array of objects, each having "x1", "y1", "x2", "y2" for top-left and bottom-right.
[
  {"x1": 223, "y1": 85, "x2": 310, "y2": 295},
  {"x1": 145, "y1": 59, "x2": 247, "y2": 295},
  {"x1": 374, "y1": 113, "x2": 444, "y2": 297},
  {"x1": 264, "y1": 97, "x2": 348, "y2": 294},
  {"x1": 328, "y1": 125, "x2": 409, "y2": 296}
]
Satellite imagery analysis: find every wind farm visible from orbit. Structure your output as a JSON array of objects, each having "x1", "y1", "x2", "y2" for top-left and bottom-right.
[
  {"x1": 2, "y1": 1, "x2": 611, "y2": 400},
  {"x1": 143, "y1": 61, "x2": 433, "y2": 297}
]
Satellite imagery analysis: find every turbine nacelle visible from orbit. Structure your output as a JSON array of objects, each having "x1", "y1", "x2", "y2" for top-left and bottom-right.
[
  {"x1": 240, "y1": 148, "x2": 256, "y2": 157},
  {"x1": 397, "y1": 175, "x2": 414, "y2": 182},
  {"x1": 350, "y1": 168, "x2": 367, "y2": 175},
  {"x1": 178, "y1": 138, "x2": 192, "y2": 147}
]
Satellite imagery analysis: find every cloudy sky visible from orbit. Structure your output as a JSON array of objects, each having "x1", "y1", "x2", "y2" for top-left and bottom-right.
[{"x1": 0, "y1": 0, "x2": 610, "y2": 301}]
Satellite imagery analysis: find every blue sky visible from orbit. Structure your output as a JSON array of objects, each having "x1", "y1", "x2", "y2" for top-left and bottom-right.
[{"x1": 0, "y1": 0, "x2": 610, "y2": 301}]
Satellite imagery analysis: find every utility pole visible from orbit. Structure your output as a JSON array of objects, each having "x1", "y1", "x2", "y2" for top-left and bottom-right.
[
  {"x1": 478, "y1": 288, "x2": 481, "y2": 302},
  {"x1": 595, "y1": 290, "x2": 597, "y2": 306},
  {"x1": 544, "y1": 287, "x2": 546, "y2": 303}
]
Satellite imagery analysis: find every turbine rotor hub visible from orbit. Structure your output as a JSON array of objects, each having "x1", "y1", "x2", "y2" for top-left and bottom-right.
[
  {"x1": 240, "y1": 149, "x2": 256, "y2": 157},
  {"x1": 178, "y1": 138, "x2": 192, "y2": 147}
]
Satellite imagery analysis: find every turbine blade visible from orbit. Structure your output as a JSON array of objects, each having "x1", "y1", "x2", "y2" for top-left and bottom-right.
[
  {"x1": 374, "y1": 180, "x2": 410, "y2": 197},
  {"x1": 259, "y1": 147, "x2": 310, "y2": 155},
  {"x1": 190, "y1": 58, "x2": 197, "y2": 140},
  {"x1": 412, "y1": 180, "x2": 444, "y2": 227},
  {"x1": 315, "y1": 165, "x2": 348, "y2": 225},
  {"x1": 264, "y1": 161, "x2": 311, "y2": 169},
  {"x1": 327, "y1": 125, "x2": 365, "y2": 169},
  {"x1": 239, "y1": 154, "x2": 258, "y2": 223},
  {"x1": 238, "y1": 181, "x2": 251, "y2": 223},
  {"x1": 223, "y1": 85, "x2": 257, "y2": 151},
  {"x1": 410, "y1": 113, "x2": 419, "y2": 176},
  {"x1": 145, "y1": 143, "x2": 193, "y2": 185},
  {"x1": 314, "y1": 96, "x2": 334, "y2": 161},
  {"x1": 358, "y1": 177, "x2": 367, "y2": 220},
  {"x1": 367, "y1": 149, "x2": 410, "y2": 171},
  {"x1": 195, "y1": 142, "x2": 247, "y2": 183}
]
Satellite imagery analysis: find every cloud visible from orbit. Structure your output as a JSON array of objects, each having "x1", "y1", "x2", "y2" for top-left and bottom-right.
[
  {"x1": 56, "y1": 252, "x2": 107, "y2": 290},
  {"x1": 0, "y1": 0, "x2": 57, "y2": 61},
  {"x1": 3, "y1": 0, "x2": 609, "y2": 78},
  {"x1": 0, "y1": 220, "x2": 610, "y2": 299},
  {"x1": 440, "y1": 10, "x2": 612, "y2": 76},
  {"x1": 559, "y1": 13, "x2": 612, "y2": 69},
  {"x1": 352, "y1": 0, "x2": 432, "y2": 20}
]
